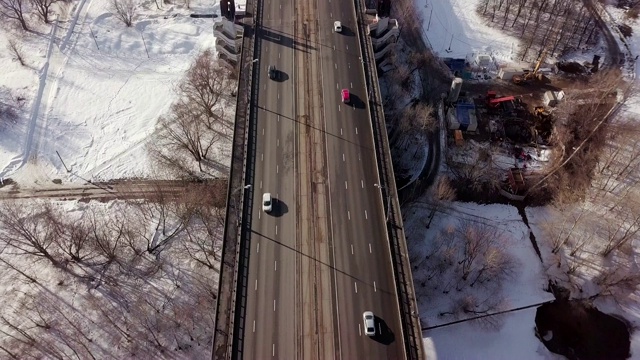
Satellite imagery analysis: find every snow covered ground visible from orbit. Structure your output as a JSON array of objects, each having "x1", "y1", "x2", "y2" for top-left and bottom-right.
[
  {"x1": 408, "y1": 202, "x2": 557, "y2": 359},
  {"x1": 1, "y1": 0, "x2": 225, "y2": 186},
  {"x1": 413, "y1": 0, "x2": 640, "y2": 358},
  {"x1": 422, "y1": 0, "x2": 520, "y2": 64}
]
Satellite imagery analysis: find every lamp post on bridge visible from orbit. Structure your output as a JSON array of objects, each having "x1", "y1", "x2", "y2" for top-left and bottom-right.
[
  {"x1": 233, "y1": 184, "x2": 252, "y2": 228},
  {"x1": 374, "y1": 183, "x2": 390, "y2": 222}
]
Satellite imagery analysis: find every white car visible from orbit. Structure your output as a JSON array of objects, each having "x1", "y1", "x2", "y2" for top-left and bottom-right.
[
  {"x1": 363, "y1": 311, "x2": 375, "y2": 336},
  {"x1": 334, "y1": 21, "x2": 342, "y2": 33},
  {"x1": 262, "y1": 193, "x2": 273, "y2": 213}
]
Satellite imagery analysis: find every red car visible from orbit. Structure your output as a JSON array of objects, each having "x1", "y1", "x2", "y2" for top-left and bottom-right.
[{"x1": 341, "y1": 89, "x2": 350, "y2": 103}]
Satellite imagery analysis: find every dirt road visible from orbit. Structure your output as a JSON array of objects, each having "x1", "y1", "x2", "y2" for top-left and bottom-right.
[{"x1": 0, "y1": 178, "x2": 228, "y2": 206}]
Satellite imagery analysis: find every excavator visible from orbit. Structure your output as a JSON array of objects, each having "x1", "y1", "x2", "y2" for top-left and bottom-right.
[{"x1": 513, "y1": 49, "x2": 547, "y2": 85}]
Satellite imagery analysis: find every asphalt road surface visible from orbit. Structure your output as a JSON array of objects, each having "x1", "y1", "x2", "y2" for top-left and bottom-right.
[{"x1": 243, "y1": 0, "x2": 405, "y2": 357}]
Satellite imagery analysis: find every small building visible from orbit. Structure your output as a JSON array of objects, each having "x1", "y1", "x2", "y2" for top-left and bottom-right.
[
  {"x1": 474, "y1": 53, "x2": 492, "y2": 67},
  {"x1": 543, "y1": 91, "x2": 561, "y2": 107},
  {"x1": 448, "y1": 103, "x2": 478, "y2": 132}
]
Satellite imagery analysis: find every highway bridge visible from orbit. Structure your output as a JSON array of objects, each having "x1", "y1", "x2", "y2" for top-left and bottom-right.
[{"x1": 213, "y1": 0, "x2": 424, "y2": 358}]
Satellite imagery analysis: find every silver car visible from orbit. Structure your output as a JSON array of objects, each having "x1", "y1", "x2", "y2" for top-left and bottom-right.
[
  {"x1": 334, "y1": 21, "x2": 342, "y2": 33},
  {"x1": 363, "y1": 311, "x2": 375, "y2": 336}
]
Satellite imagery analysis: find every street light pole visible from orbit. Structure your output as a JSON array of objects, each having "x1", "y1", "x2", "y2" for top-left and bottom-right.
[
  {"x1": 374, "y1": 183, "x2": 390, "y2": 222},
  {"x1": 233, "y1": 184, "x2": 252, "y2": 228}
]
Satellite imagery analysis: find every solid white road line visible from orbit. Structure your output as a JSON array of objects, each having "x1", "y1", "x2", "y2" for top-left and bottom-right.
[
  {"x1": 345, "y1": 181, "x2": 347, "y2": 189},
  {"x1": 340, "y1": 128, "x2": 343, "y2": 135},
  {"x1": 358, "y1": 324, "x2": 362, "y2": 336},
  {"x1": 374, "y1": 281, "x2": 377, "y2": 292},
  {"x1": 342, "y1": 153, "x2": 345, "y2": 161},
  {"x1": 365, "y1": 210, "x2": 368, "y2": 219},
  {"x1": 361, "y1": 180, "x2": 364, "y2": 188},
  {"x1": 253, "y1": 320, "x2": 256, "y2": 332},
  {"x1": 355, "y1": 127, "x2": 358, "y2": 134},
  {"x1": 354, "y1": 282, "x2": 358, "y2": 293},
  {"x1": 351, "y1": 244, "x2": 354, "y2": 254},
  {"x1": 369, "y1": 243, "x2": 372, "y2": 253},
  {"x1": 348, "y1": 211, "x2": 351, "y2": 220}
]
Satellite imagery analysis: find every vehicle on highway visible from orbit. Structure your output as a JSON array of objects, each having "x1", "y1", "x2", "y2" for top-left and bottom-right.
[
  {"x1": 262, "y1": 193, "x2": 273, "y2": 213},
  {"x1": 341, "y1": 89, "x2": 350, "y2": 103},
  {"x1": 334, "y1": 21, "x2": 342, "y2": 33},
  {"x1": 363, "y1": 311, "x2": 375, "y2": 336},
  {"x1": 268, "y1": 65, "x2": 277, "y2": 80}
]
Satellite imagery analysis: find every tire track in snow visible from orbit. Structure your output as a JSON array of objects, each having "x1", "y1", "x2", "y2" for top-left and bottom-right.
[
  {"x1": 31, "y1": 0, "x2": 96, "y2": 162},
  {"x1": 3, "y1": 0, "x2": 95, "y2": 182}
]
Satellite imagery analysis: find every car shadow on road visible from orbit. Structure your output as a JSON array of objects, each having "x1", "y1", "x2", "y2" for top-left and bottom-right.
[
  {"x1": 373, "y1": 316, "x2": 395, "y2": 345},
  {"x1": 347, "y1": 93, "x2": 367, "y2": 110},
  {"x1": 271, "y1": 198, "x2": 288, "y2": 217},
  {"x1": 273, "y1": 71, "x2": 289, "y2": 82},
  {"x1": 340, "y1": 26, "x2": 356, "y2": 37}
]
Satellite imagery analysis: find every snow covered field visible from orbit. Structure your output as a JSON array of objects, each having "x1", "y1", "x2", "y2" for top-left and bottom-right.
[
  {"x1": 422, "y1": 0, "x2": 520, "y2": 64},
  {"x1": 1, "y1": 0, "x2": 226, "y2": 186}
]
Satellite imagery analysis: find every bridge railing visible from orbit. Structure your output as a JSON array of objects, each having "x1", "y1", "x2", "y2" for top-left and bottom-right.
[{"x1": 211, "y1": 4, "x2": 258, "y2": 359}]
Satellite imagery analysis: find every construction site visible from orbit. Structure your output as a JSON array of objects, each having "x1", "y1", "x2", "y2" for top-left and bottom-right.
[{"x1": 440, "y1": 49, "x2": 623, "y2": 202}]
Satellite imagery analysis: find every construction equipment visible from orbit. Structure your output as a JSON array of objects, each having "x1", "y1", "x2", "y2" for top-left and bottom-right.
[
  {"x1": 487, "y1": 91, "x2": 515, "y2": 108},
  {"x1": 533, "y1": 106, "x2": 550, "y2": 118},
  {"x1": 512, "y1": 49, "x2": 547, "y2": 85}
]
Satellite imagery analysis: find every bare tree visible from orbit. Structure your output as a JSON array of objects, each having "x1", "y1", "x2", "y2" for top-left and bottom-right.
[
  {"x1": 0, "y1": 202, "x2": 61, "y2": 266},
  {"x1": 157, "y1": 101, "x2": 221, "y2": 172},
  {"x1": 30, "y1": 0, "x2": 57, "y2": 23},
  {"x1": 455, "y1": 220, "x2": 515, "y2": 284},
  {"x1": 424, "y1": 176, "x2": 456, "y2": 228},
  {"x1": 179, "y1": 49, "x2": 233, "y2": 121},
  {"x1": 601, "y1": 205, "x2": 640, "y2": 256},
  {"x1": 447, "y1": 145, "x2": 501, "y2": 195},
  {"x1": 0, "y1": 0, "x2": 29, "y2": 31},
  {"x1": 110, "y1": 0, "x2": 136, "y2": 27},
  {"x1": 7, "y1": 38, "x2": 26, "y2": 66}
]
